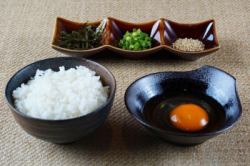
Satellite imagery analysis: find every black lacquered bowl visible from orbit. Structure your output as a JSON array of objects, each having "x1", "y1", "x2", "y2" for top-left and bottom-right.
[
  {"x1": 5, "y1": 57, "x2": 116, "y2": 144},
  {"x1": 125, "y1": 66, "x2": 242, "y2": 145}
]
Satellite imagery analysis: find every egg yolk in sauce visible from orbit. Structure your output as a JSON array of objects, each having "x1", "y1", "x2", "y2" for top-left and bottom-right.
[{"x1": 169, "y1": 103, "x2": 209, "y2": 132}]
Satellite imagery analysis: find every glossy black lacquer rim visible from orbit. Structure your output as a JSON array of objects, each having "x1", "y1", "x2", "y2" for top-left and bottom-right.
[
  {"x1": 5, "y1": 57, "x2": 116, "y2": 122},
  {"x1": 124, "y1": 65, "x2": 242, "y2": 137}
]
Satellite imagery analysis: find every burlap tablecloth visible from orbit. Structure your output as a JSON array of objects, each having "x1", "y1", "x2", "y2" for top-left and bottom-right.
[{"x1": 1, "y1": 0, "x2": 249, "y2": 165}]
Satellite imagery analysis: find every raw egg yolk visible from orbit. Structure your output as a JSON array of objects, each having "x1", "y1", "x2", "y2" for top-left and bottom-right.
[{"x1": 169, "y1": 103, "x2": 209, "y2": 132}]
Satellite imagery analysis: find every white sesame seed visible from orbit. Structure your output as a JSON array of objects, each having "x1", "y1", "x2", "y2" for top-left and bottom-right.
[{"x1": 172, "y1": 38, "x2": 205, "y2": 52}]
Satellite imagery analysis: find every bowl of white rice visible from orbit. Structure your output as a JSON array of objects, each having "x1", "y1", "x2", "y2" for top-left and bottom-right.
[{"x1": 5, "y1": 57, "x2": 116, "y2": 143}]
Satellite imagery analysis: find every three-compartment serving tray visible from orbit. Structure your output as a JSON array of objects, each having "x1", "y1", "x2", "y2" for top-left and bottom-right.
[{"x1": 51, "y1": 17, "x2": 220, "y2": 60}]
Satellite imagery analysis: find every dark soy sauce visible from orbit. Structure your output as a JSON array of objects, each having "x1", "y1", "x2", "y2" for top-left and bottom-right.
[{"x1": 143, "y1": 92, "x2": 226, "y2": 133}]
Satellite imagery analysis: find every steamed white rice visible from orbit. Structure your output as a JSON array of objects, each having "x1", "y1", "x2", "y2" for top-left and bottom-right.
[{"x1": 12, "y1": 66, "x2": 109, "y2": 120}]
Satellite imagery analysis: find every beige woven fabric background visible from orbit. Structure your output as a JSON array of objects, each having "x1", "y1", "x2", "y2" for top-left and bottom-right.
[{"x1": 0, "y1": 0, "x2": 249, "y2": 165}]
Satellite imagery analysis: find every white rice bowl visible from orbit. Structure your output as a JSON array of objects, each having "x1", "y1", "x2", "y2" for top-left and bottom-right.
[{"x1": 12, "y1": 66, "x2": 109, "y2": 120}]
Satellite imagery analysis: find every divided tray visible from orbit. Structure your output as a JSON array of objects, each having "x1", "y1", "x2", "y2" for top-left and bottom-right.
[{"x1": 52, "y1": 17, "x2": 220, "y2": 60}]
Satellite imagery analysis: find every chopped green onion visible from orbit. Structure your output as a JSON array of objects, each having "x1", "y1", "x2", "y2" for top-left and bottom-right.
[{"x1": 119, "y1": 28, "x2": 152, "y2": 51}]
